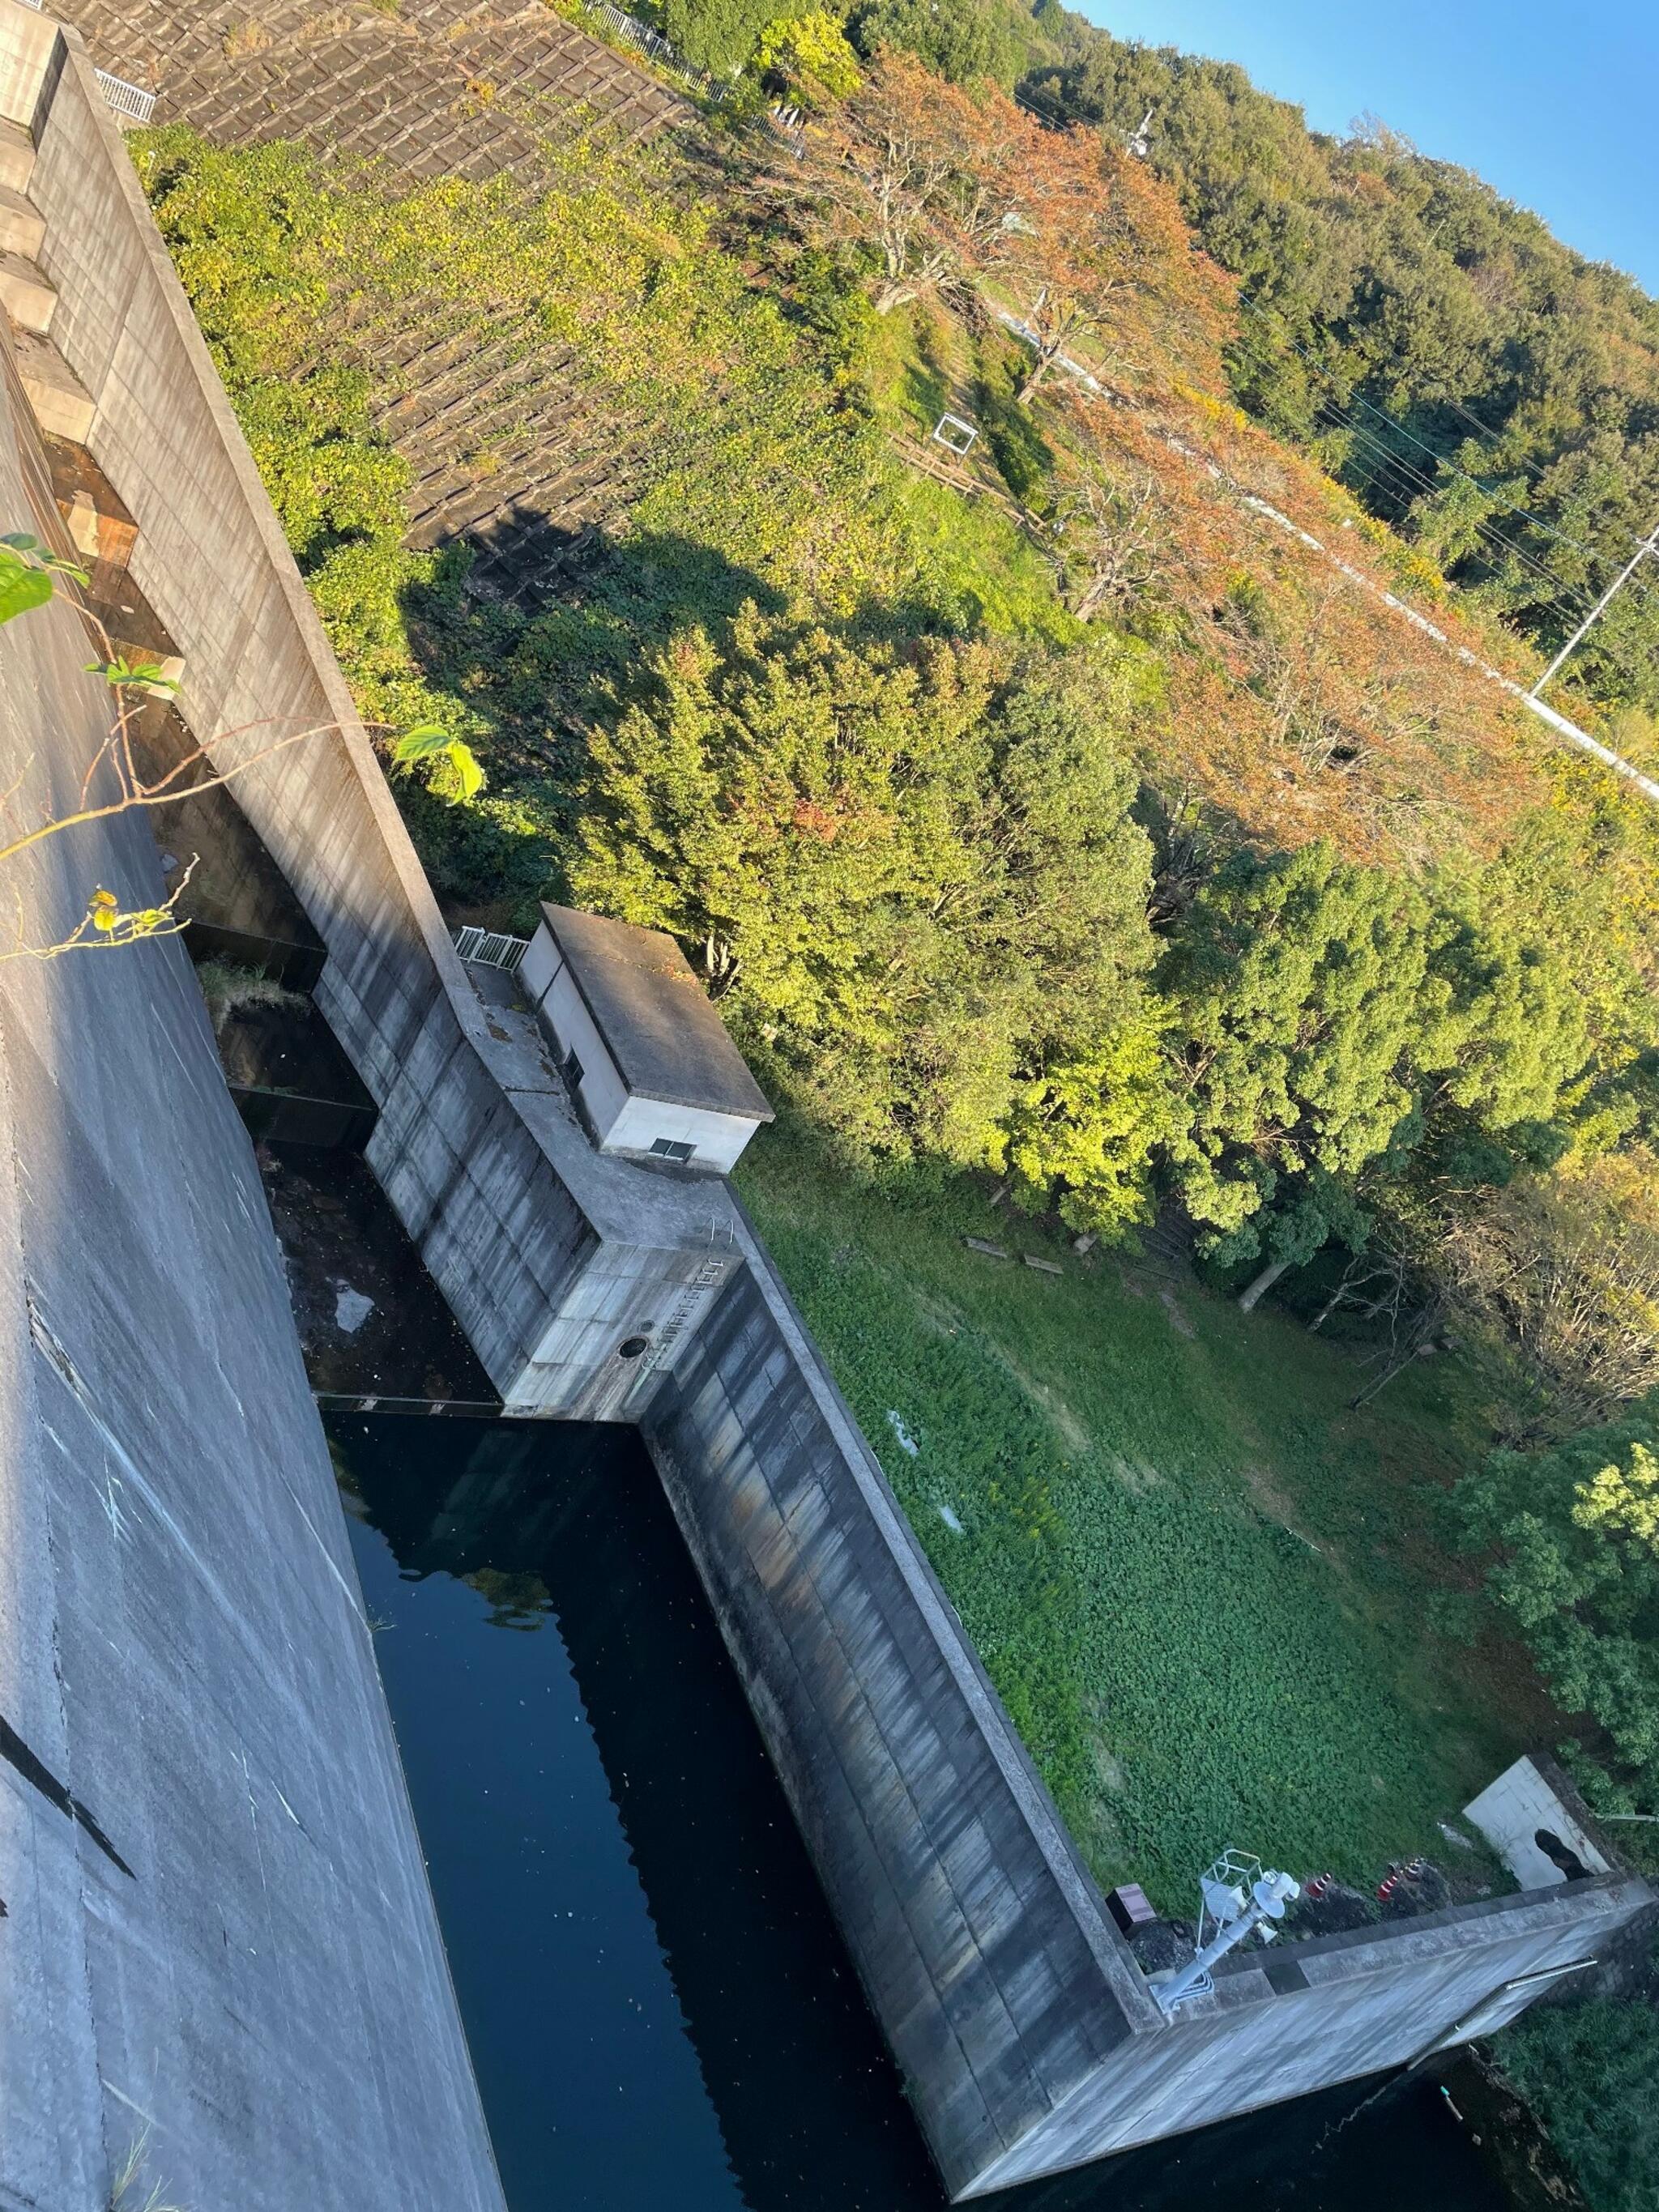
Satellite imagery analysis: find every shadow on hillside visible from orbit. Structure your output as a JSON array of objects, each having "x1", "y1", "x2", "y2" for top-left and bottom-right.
[
  {"x1": 971, "y1": 356, "x2": 1058, "y2": 506},
  {"x1": 394, "y1": 523, "x2": 788, "y2": 921}
]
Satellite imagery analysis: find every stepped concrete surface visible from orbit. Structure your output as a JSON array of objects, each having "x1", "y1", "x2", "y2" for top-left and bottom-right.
[
  {"x1": 0, "y1": 177, "x2": 44, "y2": 255},
  {"x1": 0, "y1": 5, "x2": 1650, "y2": 2203},
  {"x1": 0, "y1": 245, "x2": 56, "y2": 333},
  {"x1": 11, "y1": 322, "x2": 92, "y2": 438},
  {"x1": 49, "y1": 0, "x2": 688, "y2": 170},
  {"x1": 0, "y1": 113, "x2": 33, "y2": 189}
]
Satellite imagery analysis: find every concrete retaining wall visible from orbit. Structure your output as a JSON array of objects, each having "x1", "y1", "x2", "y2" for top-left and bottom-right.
[
  {"x1": 2, "y1": 12, "x2": 713, "y2": 1413},
  {"x1": 0, "y1": 336, "x2": 503, "y2": 2212},
  {"x1": 643, "y1": 1225, "x2": 1653, "y2": 2199}
]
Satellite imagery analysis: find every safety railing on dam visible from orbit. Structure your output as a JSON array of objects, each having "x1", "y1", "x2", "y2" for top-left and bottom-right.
[
  {"x1": 4, "y1": 11, "x2": 1649, "y2": 2197},
  {"x1": 452, "y1": 924, "x2": 528, "y2": 972}
]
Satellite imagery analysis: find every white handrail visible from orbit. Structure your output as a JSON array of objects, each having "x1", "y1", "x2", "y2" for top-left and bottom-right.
[
  {"x1": 452, "y1": 925, "x2": 529, "y2": 971},
  {"x1": 587, "y1": 0, "x2": 722, "y2": 99},
  {"x1": 95, "y1": 69, "x2": 157, "y2": 124}
]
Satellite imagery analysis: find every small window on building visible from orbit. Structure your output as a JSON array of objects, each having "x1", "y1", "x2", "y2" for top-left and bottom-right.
[
  {"x1": 562, "y1": 1046, "x2": 584, "y2": 1090},
  {"x1": 649, "y1": 1137, "x2": 696, "y2": 1163}
]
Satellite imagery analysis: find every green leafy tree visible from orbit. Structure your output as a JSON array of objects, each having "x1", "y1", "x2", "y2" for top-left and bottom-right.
[
  {"x1": 1499, "y1": 1995, "x2": 1659, "y2": 2212},
  {"x1": 1418, "y1": 889, "x2": 1592, "y2": 1132},
  {"x1": 848, "y1": 0, "x2": 1013, "y2": 83},
  {"x1": 1457, "y1": 1410, "x2": 1659, "y2": 1778},
  {"x1": 1003, "y1": 1004, "x2": 1179, "y2": 1240},
  {"x1": 661, "y1": 0, "x2": 799, "y2": 75},
  {"x1": 1161, "y1": 841, "x2": 1430, "y2": 1259},
  {"x1": 753, "y1": 8, "x2": 861, "y2": 103},
  {"x1": 565, "y1": 609, "x2": 1157, "y2": 1166}
]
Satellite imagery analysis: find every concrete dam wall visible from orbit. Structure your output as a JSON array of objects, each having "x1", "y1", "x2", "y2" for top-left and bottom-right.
[
  {"x1": 0, "y1": 293, "x2": 502, "y2": 2212},
  {"x1": 1, "y1": 11, "x2": 1650, "y2": 2202},
  {"x1": 642, "y1": 1230, "x2": 1652, "y2": 2196}
]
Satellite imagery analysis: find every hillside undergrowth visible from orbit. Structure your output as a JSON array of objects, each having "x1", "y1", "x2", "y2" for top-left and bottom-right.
[{"x1": 739, "y1": 1119, "x2": 1533, "y2": 1901}]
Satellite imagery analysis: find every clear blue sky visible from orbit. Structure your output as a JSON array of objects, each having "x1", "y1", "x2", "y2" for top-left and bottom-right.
[{"x1": 1080, "y1": 0, "x2": 1659, "y2": 296}]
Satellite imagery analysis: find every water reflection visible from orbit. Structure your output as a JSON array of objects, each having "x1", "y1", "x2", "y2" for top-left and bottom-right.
[{"x1": 330, "y1": 1413, "x2": 1514, "y2": 2212}]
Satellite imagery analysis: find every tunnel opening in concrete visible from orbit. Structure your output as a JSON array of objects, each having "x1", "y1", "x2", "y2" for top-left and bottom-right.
[{"x1": 326, "y1": 1409, "x2": 1535, "y2": 2212}]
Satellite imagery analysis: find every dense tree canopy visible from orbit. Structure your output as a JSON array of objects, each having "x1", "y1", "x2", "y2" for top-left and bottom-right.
[
  {"x1": 1016, "y1": 29, "x2": 1659, "y2": 713},
  {"x1": 1499, "y1": 1996, "x2": 1659, "y2": 2212},
  {"x1": 566, "y1": 608, "x2": 1159, "y2": 1166},
  {"x1": 1162, "y1": 843, "x2": 1429, "y2": 1251},
  {"x1": 138, "y1": 55, "x2": 1659, "y2": 1323},
  {"x1": 1458, "y1": 1409, "x2": 1659, "y2": 1779}
]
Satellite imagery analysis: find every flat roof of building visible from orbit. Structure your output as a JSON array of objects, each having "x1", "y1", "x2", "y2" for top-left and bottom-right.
[{"x1": 540, "y1": 903, "x2": 774, "y2": 1123}]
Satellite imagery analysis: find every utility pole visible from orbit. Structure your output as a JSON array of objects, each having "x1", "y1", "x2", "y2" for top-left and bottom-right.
[{"x1": 1529, "y1": 515, "x2": 1659, "y2": 699}]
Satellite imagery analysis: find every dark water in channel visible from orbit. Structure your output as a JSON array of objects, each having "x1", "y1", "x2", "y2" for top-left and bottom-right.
[{"x1": 330, "y1": 1413, "x2": 1516, "y2": 2212}]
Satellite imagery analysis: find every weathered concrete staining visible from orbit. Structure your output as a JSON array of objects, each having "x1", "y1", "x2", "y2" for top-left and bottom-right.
[
  {"x1": 5, "y1": 20, "x2": 1651, "y2": 2201},
  {"x1": 4, "y1": 11, "x2": 738, "y2": 1418},
  {"x1": 642, "y1": 1247, "x2": 1154, "y2": 2197},
  {"x1": 0, "y1": 357, "x2": 501, "y2": 2207},
  {"x1": 643, "y1": 1221, "x2": 1652, "y2": 2198}
]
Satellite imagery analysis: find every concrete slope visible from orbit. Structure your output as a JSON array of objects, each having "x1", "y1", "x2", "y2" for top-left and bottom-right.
[{"x1": 0, "y1": 290, "x2": 502, "y2": 2212}]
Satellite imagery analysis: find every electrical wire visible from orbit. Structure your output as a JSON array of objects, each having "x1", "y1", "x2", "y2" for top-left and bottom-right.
[
  {"x1": 1262, "y1": 340, "x2": 1609, "y2": 619},
  {"x1": 1303, "y1": 398, "x2": 1601, "y2": 624},
  {"x1": 1235, "y1": 290, "x2": 1640, "y2": 582},
  {"x1": 1004, "y1": 89, "x2": 1657, "y2": 650},
  {"x1": 1007, "y1": 85, "x2": 1651, "y2": 589}
]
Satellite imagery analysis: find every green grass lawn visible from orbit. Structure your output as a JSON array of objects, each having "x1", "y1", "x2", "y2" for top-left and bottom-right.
[
  {"x1": 737, "y1": 1121, "x2": 1547, "y2": 1910},
  {"x1": 866, "y1": 299, "x2": 1081, "y2": 646}
]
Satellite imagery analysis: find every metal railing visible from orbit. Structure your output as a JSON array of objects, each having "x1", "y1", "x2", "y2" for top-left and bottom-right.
[
  {"x1": 95, "y1": 69, "x2": 157, "y2": 124},
  {"x1": 587, "y1": 0, "x2": 723, "y2": 100},
  {"x1": 2, "y1": 12, "x2": 160, "y2": 124},
  {"x1": 314, "y1": 1389, "x2": 503, "y2": 1417},
  {"x1": 452, "y1": 924, "x2": 529, "y2": 971}
]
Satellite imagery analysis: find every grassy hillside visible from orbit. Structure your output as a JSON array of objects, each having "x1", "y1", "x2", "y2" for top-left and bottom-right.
[{"x1": 740, "y1": 1120, "x2": 1534, "y2": 1903}]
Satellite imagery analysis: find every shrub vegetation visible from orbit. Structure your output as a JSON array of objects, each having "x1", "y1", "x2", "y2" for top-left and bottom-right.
[{"x1": 139, "y1": 28, "x2": 1659, "y2": 2185}]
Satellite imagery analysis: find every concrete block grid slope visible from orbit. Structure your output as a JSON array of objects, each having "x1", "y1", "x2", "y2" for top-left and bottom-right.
[
  {"x1": 45, "y1": 0, "x2": 690, "y2": 600},
  {"x1": 0, "y1": 236, "x2": 502, "y2": 2212},
  {"x1": 48, "y1": 0, "x2": 688, "y2": 174},
  {"x1": 1, "y1": 11, "x2": 1650, "y2": 2201}
]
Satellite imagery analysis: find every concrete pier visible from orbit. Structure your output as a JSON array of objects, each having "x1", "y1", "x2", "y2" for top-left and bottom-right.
[{"x1": 0, "y1": 14, "x2": 1649, "y2": 2201}]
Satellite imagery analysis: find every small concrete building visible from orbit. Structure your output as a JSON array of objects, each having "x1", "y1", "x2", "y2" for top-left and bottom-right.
[{"x1": 519, "y1": 903, "x2": 773, "y2": 1171}]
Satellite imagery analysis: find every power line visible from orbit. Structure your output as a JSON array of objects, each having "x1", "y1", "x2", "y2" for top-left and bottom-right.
[
  {"x1": 1004, "y1": 96, "x2": 1656, "y2": 656},
  {"x1": 1234, "y1": 291, "x2": 1634, "y2": 585},
  {"x1": 1007, "y1": 95, "x2": 1653, "y2": 595},
  {"x1": 1532, "y1": 514, "x2": 1659, "y2": 697},
  {"x1": 1311, "y1": 450, "x2": 1596, "y2": 633},
  {"x1": 1303, "y1": 398, "x2": 1600, "y2": 624},
  {"x1": 1235, "y1": 295, "x2": 1596, "y2": 553},
  {"x1": 1254, "y1": 342, "x2": 1612, "y2": 624}
]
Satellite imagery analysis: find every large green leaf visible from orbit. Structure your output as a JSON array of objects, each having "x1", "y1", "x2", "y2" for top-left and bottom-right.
[{"x1": 0, "y1": 557, "x2": 53, "y2": 627}]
